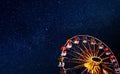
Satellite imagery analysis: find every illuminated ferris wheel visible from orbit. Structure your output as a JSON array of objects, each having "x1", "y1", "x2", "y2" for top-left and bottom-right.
[{"x1": 58, "y1": 35, "x2": 120, "y2": 74}]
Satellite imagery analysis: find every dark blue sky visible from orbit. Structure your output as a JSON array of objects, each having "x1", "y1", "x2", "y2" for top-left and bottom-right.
[{"x1": 0, "y1": 0, "x2": 120, "y2": 74}]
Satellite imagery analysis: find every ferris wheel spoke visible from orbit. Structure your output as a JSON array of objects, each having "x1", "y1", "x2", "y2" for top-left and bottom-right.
[
  {"x1": 96, "y1": 48, "x2": 99, "y2": 56},
  {"x1": 71, "y1": 64, "x2": 84, "y2": 70},
  {"x1": 67, "y1": 53, "x2": 86, "y2": 63},
  {"x1": 76, "y1": 46, "x2": 90, "y2": 58},
  {"x1": 90, "y1": 45, "x2": 96, "y2": 56},
  {"x1": 71, "y1": 47, "x2": 81, "y2": 53},
  {"x1": 95, "y1": 67, "x2": 100, "y2": 73},
  {"x1": 87, "y1": 41, "x2": 94, "y2": 56},
  {"x1": 65, "y1": 57, "x2": 85, "y2": 63},
  {"x1": 89, "y1": 48, "x2": 94, "y2": 56},
  {"x1": 67, "y1": 52, "x2": 79, "y2": 59},
  {"x1": 76, "y1": 46, "x2": 86, "y2": 54},
  {"x1": 93, "y1": 48, "x2": 98, "y2": 56},
  {"x1": 82, "y1": 43, "x2": 92, "y2": 57},
  {"x1": 102, "y1": 57, "x2": 110, "y2": 61},
  {"x1": 81, "y1": 68, "x2": 87, "y2": 74},
  {"x1": 93, "y1": 45, "x2": 95, "y2": 52},
  {"x1": 65, "y1": 58, "x2": 84, "y2": 64},
  {"x1": 71, "y1": 58, "x2": 85, "y2": 62},
  {"x1": 99, "y1": 52, "x2": 105, "y2": 57},
  {"x1": 92, "y1": 47, "x2": 95, "y2": 56},
  {"x1": 88, "y1": 41, "x2": 92, "y2": 50},
  {"x1": 103, "y1": 65, "x2": 113, "y2": 72},
  {"x1": 102, "y1": 62, "x2": 112, "y2": 65},
  {"x1": 64, "y1": 58, "x2": 82, "y2": 64},
  {"x1": 68, "y1": 50, "x2": 85, "y2": 59},
  {"x1": 66, "y1": 60, "x2": 83, "y2": 64},
  {"x1": 81, "y1": 43, "x2": 92, "y2": 57},
  {"x1": 102, "y1": 62, "x2": 113, "y2": 67},
  {"x1": 93, "y1": 45, "x2": 96, "y2": 56},
  {"x1": 72, "y1": 51, "x2": 89, "y2": 60},
  {"x1": 84, "y1": 49, "x2": 92, "y2": 57},
  {"x1": 82, "y1": 43, "x2": 88, "y2": 50}
]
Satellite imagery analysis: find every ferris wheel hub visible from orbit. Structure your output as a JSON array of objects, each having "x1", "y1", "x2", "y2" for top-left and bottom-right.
[{"x1": 92, "y1": 57, "x2": 101, "y2": 62}]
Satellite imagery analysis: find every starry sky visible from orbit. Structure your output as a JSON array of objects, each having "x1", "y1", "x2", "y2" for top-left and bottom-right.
[{"x1": 0, "y1": 0, "x2": 120, "y2": 74}]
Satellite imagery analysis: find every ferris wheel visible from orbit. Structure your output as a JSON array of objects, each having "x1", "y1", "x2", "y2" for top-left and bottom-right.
[{"x1": 58, "y1": 35, "x2": 120, "y2": 74}]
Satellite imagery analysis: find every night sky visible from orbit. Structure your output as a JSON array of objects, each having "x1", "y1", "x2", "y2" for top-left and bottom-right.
[{"x1": 0, "y1": 0, "x2": 120, "y2": 74}]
